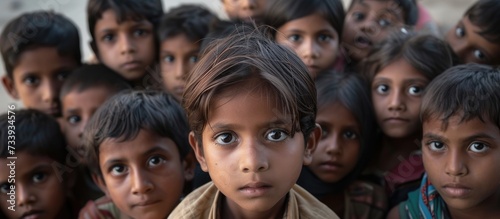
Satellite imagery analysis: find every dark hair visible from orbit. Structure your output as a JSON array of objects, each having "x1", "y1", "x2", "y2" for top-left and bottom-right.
[
  {"x1": 60, "y1": 64, "x2": 132, "y2": 99},
  {"x1": 363, "y1": 31, "x2": 455, "y2": 81},
  {"x1": 82, "y1": 90, "x2": 191, "y2": 176},
  {"x1": 421, "y1": 64, "x2": 500, "y2": 129},
  {"x1": 183, "y1": 24, "x2": 317, "y2": 142},
  {"x1": 0, "y1": 109, "x2": 67, "y2": 164},
  {"x1": 199, "y1": 19, "x2": 248, "y2": 55},
  {"x1": 0, "y1": 11, "x2": 81, "y2": 78},
  {"x1": 465, "y1": 0, "x2": 500, "y2": 43},
  {"x1": 263, "y1": 0, "x2": 345, "y2": 39},
  {"x1": 87, "y1": 0, "x2": 163, "y2": 51},
  {"x1": 349, "y1": 0, "x2": 418, "y2": 25},
  {"x1": 158, "y1": 4, "x2": 219, "y2": 43},
  {"x1": 315, "y1": 71, "x2": 377, "y2": 187}
]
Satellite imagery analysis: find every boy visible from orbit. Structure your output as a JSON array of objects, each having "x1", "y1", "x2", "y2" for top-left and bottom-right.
[
  {"x1": 0, "y1": 11, "x2": 81, "y2": 117},
  {"x1": 158, "y1": 5, "x2": 219, "y2": 101},
  {"x1": 87, "y1": 0, "x2": 163, "y2": 86},
  {"x1": 388, "y1": 64, "x2": 500, "y2": 218},
  {"x1": 81, "y1": 90, "x2": 195, "y2": 219},
  {"x1": 221, "y1": 0, "x2": 268, "y2": 23},
  {"x1": 445, "y1": 0, "x2": 500, "y2": 66},
  {"x1": 170, "y1": 25, "x2": 338, "y2": 218},
  {"x1": 0, "y1": 109, "x2": 77, "y2": 218}
]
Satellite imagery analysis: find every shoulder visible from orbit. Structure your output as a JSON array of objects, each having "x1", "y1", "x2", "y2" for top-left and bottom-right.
[
  {"x1": 290, "y1": 184, "x2": 340, "y2": 219},
  {"x1": 346, "y1": 180, "x2": 389, "y2": 219},
  {"x1": 168, "y1": 182, "x2": 220, "y2": 219}
]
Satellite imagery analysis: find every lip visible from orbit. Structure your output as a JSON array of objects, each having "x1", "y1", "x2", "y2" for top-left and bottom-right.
[
  {"x1": 306, "y1": 65, "x2": 320, "y2": 72},
  {"x1": 384, "y1": 117, "x2": 409, "y2": 123},
  {"x1": 121, "y1": 60, "x2": 142, "y2": 70},
  {"x1": 354, "y1": 35, "x2": 372, "y2": 49},
  {"x1": 46, "y1": 105, "x2": 60, "y2": 116},
  {"x1": 21, "y1": 210, "x2": 43, "y2": 219},
  {"x1": 319, "y1": 161, "x2": 343, "y2": 172},
  {"x1": 441, "y1": 183, "x2": 472, "y2": 198},
  {"x1": 239, "y1": 182, "x2": 272, "y2": 197},
  {"x1": 173, "y1": 86, "x2": 184, "y2": 95},
  {"x1": 132, "y1": 199, "x2": 161, "y2": 208}
]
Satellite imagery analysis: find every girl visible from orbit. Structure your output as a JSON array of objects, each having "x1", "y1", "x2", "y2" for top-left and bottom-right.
[
  {"x1": 263, "y1": 0, "x2": 344, "y2": 79},
  {"x1": 297, "y1": 71, "x2": 388, "y2": 218},
  {"x1": 362, "y1": 31, "x2": 455, "y2": 207}
]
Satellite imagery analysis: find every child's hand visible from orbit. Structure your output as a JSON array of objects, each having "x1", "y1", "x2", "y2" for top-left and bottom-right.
[{"x1": 78, "y1": 198, "x2": 113, "y2": 219}]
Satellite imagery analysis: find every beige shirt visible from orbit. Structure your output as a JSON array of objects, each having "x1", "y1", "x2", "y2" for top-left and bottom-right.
[{"x1": 168, "y1": 182, "x2": 340, "y2": 219}]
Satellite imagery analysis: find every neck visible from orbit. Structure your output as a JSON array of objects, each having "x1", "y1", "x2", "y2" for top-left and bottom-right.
[
  {"x1": 448, "y1": 190, "x2": 500, "y2": 219},
  {"x1": 222, "y1": 194, "x2": 287, "y2": 219}
]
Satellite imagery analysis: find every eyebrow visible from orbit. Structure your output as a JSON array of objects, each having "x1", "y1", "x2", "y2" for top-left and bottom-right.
[
  {"x1": 462, "y1": 133, "x2": 497, "y2": 143},
  {"x1": 422, "y1": 133, "x2": 447, "y2": 143},
  {"x1": 103, "y1": 145, "x2": 170, "y2": 167},
  {"x1": 210, "y1": 119, "x2": 292, "y2": 131}
]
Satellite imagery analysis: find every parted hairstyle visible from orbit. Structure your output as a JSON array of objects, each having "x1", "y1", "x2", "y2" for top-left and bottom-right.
[
  {"x1": 421, "y1": 64, "x2": 500, "y2": 129},
  {"x1": 183, "y1": 24, "x2": 317, "y2": 142},
  {"x1": 0, "y1": 109, "x2": 67, "y2": 164},
  {"x1": 60, "y1": 64, "x2": 132, "y2": 99},
  {"x1": 263, "y1": 0, "x2": 345, "y2": 40},
  {"x1": 464, "y1": 0, "x2": 500, "y2": 43},
  {"x1": 0, "y1": 11, "x2": 81, "y2": 78},
  {"x1": 363, "y1": 31, "x2": 455, "y2": 82},
  {"x1": 348, "y1": 0, "x2": 419, "y2": 26},
  {"x1": 82, "y1": 90, "x2": 191, "y2": 176},
  {"x1": 158, "y1": 4, "x2": 219, "y2": 43}
]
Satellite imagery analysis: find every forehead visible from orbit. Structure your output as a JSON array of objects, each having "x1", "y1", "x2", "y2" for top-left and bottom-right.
[
  {"x1": 277, "y1": 13, "x2": 337, "y2": 33},
  {"x1": 423, "y1": 115, "x2": 500, "y2": 138},
  {"x1": 462, "y1": 16, "x2": 500, "y2": 64},
  {"x1": 94, "y1": 9, "x2": 152, "y2": 31},
  {"x1": 62, "y1": 86, "x2": 114, "y2": 108},
  {"x1": 350, "y1": 0, "x2": 404, "y2": 16},
  {"x1": 160, "y1": 34, "x2": 200, "y2": 53},
  {"x1": 0, "y1": 152, "x2": 55, "y2": 179},
  {"x1": 12, "y1": 47, "x2": 77, "y2": 77},
  {"x1": 373, "y1": 58, "x2": 428, "y2": 82}
]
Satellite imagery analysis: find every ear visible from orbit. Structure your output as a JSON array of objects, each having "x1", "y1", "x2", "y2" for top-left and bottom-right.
[
  {"x1": 2, "y1": 75, "x2": 19, "y2": 99},
  {"x1": 182, "y1": 151, "x2": 196, "y2": 181},
  {"x1": 189, "y1": 131, "x2": 208, "y2": 172},
  {"x1": 91, "y1": 173, "x2": 110, "y2": 197},
  {"x1": 89, "y1": 40, "x2": 100, "y2": 61},
  {"x1": 303, "y1": 123, "x2": 322, "y2": 165}
]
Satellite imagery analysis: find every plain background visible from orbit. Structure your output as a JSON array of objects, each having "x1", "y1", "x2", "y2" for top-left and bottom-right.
[{"x1": 0, "y1": 0, "x2": 477, "y2": 113}]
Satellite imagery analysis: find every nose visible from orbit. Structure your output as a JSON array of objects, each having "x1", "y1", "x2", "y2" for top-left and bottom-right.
[
  {"x1": 301, "y1": 38, "x2": 320, "y2": 61},
  {"x1": 445, "y1": 149, "x2": 468, "y2": 177},
  {"x1": 131, "y1": 169, "x2": 154, "y2": 195},
  {"x1": 119, "y1": 34, "x2": 136, "y2": 55},
  {"x1": 325, "y1": 133, "x2": 342, "y2": 156},
  {"x1": 387, "y1": 89, "x2": 406, "y2": 112},
  {"x1": 450, "y1": 40, "x2": 468, "y2": 64},
  {"x1": 239, "y1": 139, "x2": 269, "y2": 173},
  {"x1": 241, "y1": 0, "x2": 257, "y2": 11},
  {"x1": 17, "y1": 184, "x2": 36, "y2": 207},
  {"x1": 360, "y1": 18, "x2": 378, "y2": 36},
  {"x1": 77, "y1": 118, "x2": 88, "y2": 139},
  {"x1": 174, "y1": 61, "x2": 186, "y2": 80},
  {"x1": 41, "y1": 78, "x2": 59, "y2": 105}
]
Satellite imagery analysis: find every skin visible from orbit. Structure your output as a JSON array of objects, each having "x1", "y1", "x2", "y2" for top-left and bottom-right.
[
  {"x1": 0, "y1": 152, "x2": 71, "y2": 219},
  {"x1": 189, "y1": 82, "x2": 320, "y2": 219},
  {"x1": 422, "y1": 116, "x2": 500, "y2": 218},
  {"x1": 160, "y1": 34, "x2": 200, "y2": 102},
  {"x1": 1, "y1": 47, "x2": 78, "y2": 117},
  {"x1": 446, "y1": 16, "x2": 500, "y2": 66},
  {"x1": 96, "y1": 130, "x2": 194, "y2": 219},
  {"x1": 342, "y1": 0, "x2": 405, "y2": 62},
  {"x1": 93, "y1": 10, "x2": 156, "y2": 83},
  {"x1": 222, "y1": 0, "x2": 269, "y2": 23},
  {"x1": 61, "y1": 86, "x2": 116, "y2": 151},
  {"x1": 276, "y1": 14, "x2": 339, "y2": 79},
  {"x1": 312, "y1": 102, "x2": 361, "y2": 183}
]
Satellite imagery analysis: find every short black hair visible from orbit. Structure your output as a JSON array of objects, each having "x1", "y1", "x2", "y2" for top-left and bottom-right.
[
  {"x1": 60, "y1": 64, "x2": 132, "y2": 99},
  {"x1": 465, "y1": 0, "x2": 500, "y2": 43},
  {"x1": 0, "y1": 109, "x2": 68, "y2": 164},
  {"x1": 264, "y1": 0, "x2": 345, "y2": 40},
  {"x1": 158, "y1": 4, "x2": 219, "y2": 43},
  {"x1": 314, "y1": 71, "x2": 377, "y2": 187},
  {"x1": 82, "y1": 90, "x2": 191, "y2": 176},
  {"x1": 0, "y1": 11, "x2": 81, "y2": 78},
  {"x1": 421, "y1": 64, "x2": 500, "y2": 129},
  {"x1": 349, "y1": 0, "x2": 418, "y2": 26},
  {"x1": 363, "y1": 31, "x2": 455, "y2": 81}
]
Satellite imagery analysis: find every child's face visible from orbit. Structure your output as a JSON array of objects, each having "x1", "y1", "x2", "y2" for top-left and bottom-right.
[
  {"x1": 190, "y1": 85, "x2": 318, "y2": 217},
  {"x1": 62, "y1": 86, "x2": 115, "y2": 151},
  {"x1": 160, "y1": 34, "x2": 200, "y2": 101},
  {"x1": 371, "y1": 58, "x2": 428, "y2": 139},
  {"x1": 222, "y1": 0, "x2": 269, "y2": 22},
  {"x1": 446, "y1": 16, "x2": 500, "y2": 66},
  {"x1": 1, "y1": 47, "x2": 77, "y2": 117},
  {"x1": 93, "y1": 10, "x2": 156, "y2": 82},
  {"x1": 97, "y1": 129, "x2": 193, "y2": 219},
  {"x1": 0, "y1": 152, "x2": 69, "y2": 219},
  {"x1": 422, "y1": 116, "x2": 500, "y2": 211},
  {"x1": 276, "y1": 14, "x2": 339, "y2": 79},
  {"x1": 311, "y1": 102, "x2": 361, "y2": 183},
  {"x1": 342, "y1": 0, "x2": 405, "y2": 62}
]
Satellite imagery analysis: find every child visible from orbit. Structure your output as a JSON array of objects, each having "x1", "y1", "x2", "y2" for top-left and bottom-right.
[
  {"x1": 341, "y1": 0, "x2": 418, "y2": 67},
  {"x1": 297, "y1": 71, "x2": 387, "y2": 218},
  {"x1": 87, "y1": 0, "x2": 163, "y2": 86},
  {"x1": 81, "y1": 90, "x2": 195, "y2": 219},
  {"x1": 362, "y1": 31, "x2": 455, "y2": 207},
  {"x1": 60, "y1": 64, "x2": 131, "y2": 150},
  {"x1": 389, "y1": 64, "x2": 500, "y2": 218},
  {"x1": 170, "y1": 24, "x2": 338, "y2": 218},
  {"x1": 221, "y1": 0, "x2": 268, "y2": 23},
  {"x1": 263, "y1": 0, "x2": 344, "y2": 79},
  {"x1": 158, "y1": 4, "x2": 219, "y2": 102},
  {"x1": 0, "y1": 11, "x2": 81, "y2": 117},
  {"x1": 0, "y1": 109, "x2": 78, "y2": 218},
  {"x1": 445, "y1": 0, "x2": 500, "y2": 66}
]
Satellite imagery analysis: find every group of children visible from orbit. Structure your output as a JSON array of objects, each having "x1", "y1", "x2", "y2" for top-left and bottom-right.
[{"x1": 0, "y1": 0, "x2": 499, "y2": 218}]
